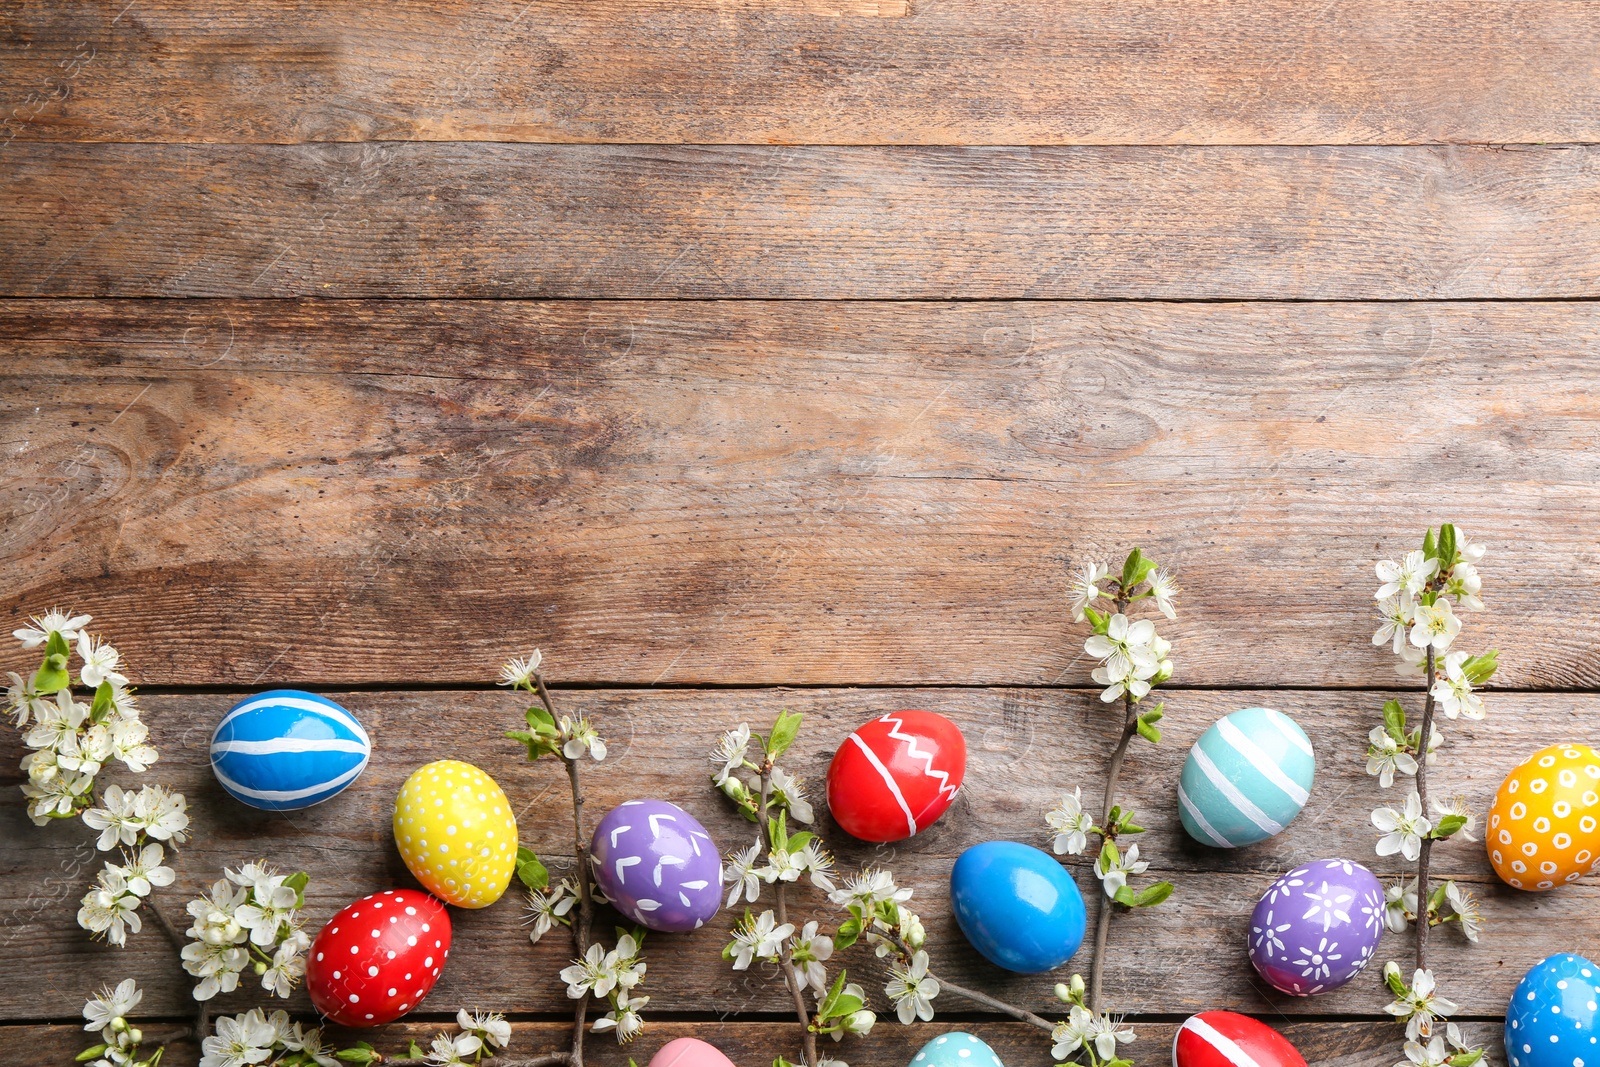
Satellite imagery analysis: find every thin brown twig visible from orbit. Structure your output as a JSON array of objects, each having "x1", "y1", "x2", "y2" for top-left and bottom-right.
[
  {"x1": 147, "y1": 897, "x2": 210, "y2": 1045},
  {"x1": 1414, "y1": 645, "x2": 1437, "y2": 972},
  {"x1": 1087, "y1": 593, "x2": 1140, "y2": 1015},
  {"x1": 534, "y1": 674, "x2": 594, "y2": 1067},
  {"x1": 927, "y1": 972, "x2": 1056, "y2": 1032},
  {"x1": 760, "y1": 766, "x2": 818, "y2": 1067}
]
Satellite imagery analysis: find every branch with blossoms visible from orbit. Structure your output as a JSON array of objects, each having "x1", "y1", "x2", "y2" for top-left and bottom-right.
[
  {"x1": 1030, "y1": 549, "x2": 1182, "y2": 1067},
  {"x1": 1365, "y1": 526, "x2": 1496, "y2": 1067},
  {"x1": 502, "y1": 649, "x2": 650, "y2": 1060},
  {"x1": 712, "y1": 712, "x2": 871, "y2": 1067}
]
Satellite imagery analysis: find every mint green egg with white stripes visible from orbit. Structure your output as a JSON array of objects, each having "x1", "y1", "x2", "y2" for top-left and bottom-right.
[{"x1": 1178, "y1": 707, "x2": 1315, "y2": 848}]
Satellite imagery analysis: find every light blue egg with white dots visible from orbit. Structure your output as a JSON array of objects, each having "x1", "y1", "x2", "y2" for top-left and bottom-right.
[
  {"x1": 209, "y1": 690, "x2": 371, "y2": 811},
  {"x1": 1506, "y1": 953, "x2": 1600, "y2": 1067},
  {"x1": 907, "y1": 1031, "x2": 1006, "y2": 1067},
  {"x1": 1178, "y1": 707, "x2": 1315, "y2": 848}
]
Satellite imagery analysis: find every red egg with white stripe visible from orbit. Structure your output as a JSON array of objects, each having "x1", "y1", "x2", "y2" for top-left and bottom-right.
[
  {"x1": 1173, "y1": 1011, "x2": 1307, "y2": 1067},
  {"x1": 307, "y1": 889, "x2": 451, "y2": 1028},
  {"x1": 826, "y1": 710, "x2": 966, "y2": 843}
]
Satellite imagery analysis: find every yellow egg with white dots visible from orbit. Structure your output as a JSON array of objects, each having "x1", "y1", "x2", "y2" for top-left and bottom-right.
[
  {"x1": 393, "y1": 760, "x2": 518, "y2": 908},
  {"x1": 1488, "y1": 743, "x2": 1600, "y2": 891}
]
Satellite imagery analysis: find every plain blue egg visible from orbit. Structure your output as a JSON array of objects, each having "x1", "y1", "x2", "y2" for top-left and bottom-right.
[
  {"x1": 907, "y1": 1031, "x2": 1006, "y2": 1067},
  {"x1": 209, "y1": 690, "x2": 371, "y2": 811},
  {"x1": 1505, "y1": 953, "x2": 1600, "y2": 1067},
  {"x1": 950, "y1": 841, "x2": 1086, "y2": 974}
]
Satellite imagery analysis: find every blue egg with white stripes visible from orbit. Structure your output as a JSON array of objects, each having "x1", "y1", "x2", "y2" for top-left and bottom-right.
[
  {"x1": 210, "y1": 690, "x2": 371, "y2": 811},
  {"x1": 1178, "y1": 707, "x2": 1315, "y2": 849}
]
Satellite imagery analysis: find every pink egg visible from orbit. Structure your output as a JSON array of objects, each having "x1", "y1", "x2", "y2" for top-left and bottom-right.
[{"x1": 649, "y1": 1037, "x2": 739, "y2": 1067}]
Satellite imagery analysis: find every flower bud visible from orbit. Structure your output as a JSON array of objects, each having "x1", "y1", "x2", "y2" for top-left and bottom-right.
[
  {"x1": 844, "y1": 1009, "x2": 877, "y2": 1035},
  {"x1": 1054, "y1": 982, "x2": 1072, "y2": 1003},
  {"x1": 253, "y1": 960, "x2": 267, "y2": 975},
  {"x1": 127, "y1": 1028, "x2": 141, "y2": 1045},
  {"x1": 110, "y1": 1017, "x2": 129, "y2": 1033}
]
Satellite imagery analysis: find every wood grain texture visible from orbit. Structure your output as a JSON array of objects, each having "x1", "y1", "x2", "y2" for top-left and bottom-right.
[
  {"x1": 4, "y1": 1, "x2": 1599, "y2": 146},
  {"x1": 1, "y1": 688, "x2": 1591, "y2": 1022},
  {"x1": 5, "y1": 1020, "x2": 1513, "y2": 1067},
  {"x1": 4, "y1": 299, "x2": 1600, "y2": 688},
  {"x1": 4, "y1": 144, "x2": 1600, "y2": 298}
]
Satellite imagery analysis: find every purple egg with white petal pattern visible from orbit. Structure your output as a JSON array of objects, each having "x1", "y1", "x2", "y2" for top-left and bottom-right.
[
  {"x1": 1248, "y1": 858, "x2": 1385, "y2": 996},
  {"x1": 590, "y1": 799, "x2": 721, "y2": 932}
]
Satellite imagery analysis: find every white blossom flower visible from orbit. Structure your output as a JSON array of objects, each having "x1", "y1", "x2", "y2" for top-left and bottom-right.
[
  {"x1": 1089, "y1": 1013, "x2": 1136, "y2": 1060},
  {"x1": 885, "y1": 950, "x2": 940, "y2": 1023},
  {"x1": 425, "y1": 1030, "x2": 482, "y2": 1067},
  {"x1": 769, "y1": 767, "x2": 814, "y2": 823},
  {"x1": 1397, "y1": 1036, "x2": 1451, "y2": 1067},
  {"x1": 13, "y1": 609, "x2": 91, "y2": 649},
  {"x1": 1428, "y1": 795, "x2": 1477, "y2": 842},
  {"x1": 558, "y1": 715, "x2": 606, "y2": 761},
  {"x1": 560, "y1": 943, "x2": 614, "y2": 998},
  {"x1": 727, "y1": 910, "x2": 793, "y2": 970},
  {"x1": 1383, "y1": 878, "x2": 1417, "y2": 933},
  {"x1": 1365, "y1": 726, "x2": 1418, "y2": 788},
  {"x1": 758, "y1": 847, "x2": 805, "y2": 885},
  {"x1": 1395, "y1": 642, "x2": 1427, "y2": 679},
  {"x1": 134, "y1": 784, "x2": 189, "y2": 843},
  {"x1": 458, "y1": 1009, "x2": 512, "y2": 1050},
  {"x1": 709, "y1": 724, "x2": 751, "y2": 786},
  {"x1": 1373, "y1": 595, "x2": 1414, "y2": 655},
  {"x1": 1068, "y1": 562, "x2": 1109, "y2": 623},
  {"x1": 1445, "y1": 562, "x2": 1484, "y2": 612},
  {"x1": 1093, "y1": 842, "x2": 1148, "y2": 898},
  {"x1": 22, "y1": 771, "x2": 89, "y2": 824},
  {"x1": 261, "y1": 933, "x2": 308, "y2": 997},
  {"x1": 498, "y1": 650, "x2": 542, "y2": 688},
  {"x1": 1408, "y1": 601, "x2": 1461, "y2": 652},
  {"x1": 1384, "y1": 965, "x2": 1458, "y2": 1041},
  {"x1": 182, "y1": 939, "x2": 249, "y2": 1001},
  {"x1": 525, "y1": 880, "x2": 577, "y2": 944},
  {"x1": 110, "y1": 843, "x2": 174, "y2": 897},
  {"x1": 233, "y1": 869, "x2": 300, "y2": 947},
  {"x1": 5, "y1": 670, "x2": 38, "y2": 727},
  {"x1": 1086, "y1": 613, "x2": 1159, "y2": 702},
  {"x1": 1146, "y1": 568, "x2": 1180, "y2": 619},
  {"x1": 1376, "y1": 552, "x2": 1438, "y2": 602},
  {"x1": 200, "y1": 1009, "x2": 279, "y2": 1067},
  {"x1": 109, "y1": 717, "x2": 158, "y2": 772},
  {"x1": 794, "y1": 841, "x2": 837, "y2": 892},
  {"x1": 592, "y1": 990, "x2": 647, "y2": 1043},
  {"x1": 1046, "y1": 786, "x2": 1094, "y2": 855},
  {"x1": 1430, "y1": 652, "x2": 1484, "y2": 720},
  {"x1": 1443, "y1": 881, "x2": 1482, "y2": 943},
  {"x1": 76, "y1": 633, "x2": 128, "y2": 689},
  {"x1": 1373, "y1": 791, "x2": 1432, "y2": 862},
  {"x1": 790, "y1": 920, "x2": 835, "y2": 994},
  {"x1": 827, "y1": 869, "x2": 911, "y2": 912},
  {"x1": 82, "y1": 978, "x2": 141, "y2": 1038},
  {"x1": 722, "y1": 840, "x2": 765, "y2": 907},
  {"x1": 1052, "y1": 1005, "x2": 1094, "y2": 1058}
]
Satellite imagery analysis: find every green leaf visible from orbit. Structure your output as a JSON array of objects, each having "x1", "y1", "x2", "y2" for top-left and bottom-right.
[
  {"x1": 1448, "y1": 1051, "x2": 1485, "y2": 1067},
  {"x1": 284, "y1": 870, "x2": 310, "y2": 908},
  {"x1": 767, "y1": 710, "x2": 803, "y2": 760},
  {"x1": 1383, "y1": 699, "x2": 1407, "y2": 743},
  {"x1": 1422, "y1": 526, "x2": 1438, "y2": 561},
  {"x1": 1429, "y1": 882, "x2": 1450, "y2": 909},
  {"x1": 1438, "y1": 523, "x2": 1457, "y2": 568},
  {"x1": 32, "y1": 631, "x2": 72, "y2": 693},
  {"x1": 768, "y1": 811, "x2": 789, "y2": 851},
  {"x1": 833, "y1": 914, "x2": 861, "y2": 951},
  {"x1": 516, "y1": 845, "x2": 550, "y2": 890},
  {"x1": 1462, "y1": 650, "x2": 1499, "y2": 685},
  {"x1": 407, "y1": 1041, "x2": 426, "y2": 1059},
  {"x1": 785, "y1": 831, "x2": 815, "y2": 854},
  {"x1": 1432, "y1": 814, "x2": 1468, "y2": 841},
  {"x1": 1133, "y1": 881, "x2": 1175, "y2": 907},
  {"x1": 90, "y1": 681, "x2": 114, "y2": 719},
  {"x1": 1083, "y1": 603, "x2": 1108, "y2": 633},
  {"x1": 77, "y1": 1046, "x2": 108, "y2": 1062},
  {"x1": 525, "y1": 704, "x2": 558, "y2": 734},
  {"x1": 1140, "y1": 703, "x2": 1165, "y2": 725},
  {"x1": 1113, "y1": 885, "x2": 1136, "y2": 907},
  {"x1": 1120, "y1": 547, "x2": 1157, "y2": 592},
  {"x1": 1384, "y1": 962, "x2": 1409, "y2": 996},
  {"x1": 1098, "y1": 838, "x2": 1120, "y2": 869},
  {"x1": 1136, "y1": 717, "x2": 1162, "y2": 744}
]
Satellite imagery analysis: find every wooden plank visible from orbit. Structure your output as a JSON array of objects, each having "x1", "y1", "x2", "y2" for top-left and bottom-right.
[
  {"x1": 4, "y1": 298, "x2": 1600, "y2": 688},
  {"x1": 2, "y1": 1020, "x2": 1513, "y2": 1067},
  {"x1": 3, "y1": 144, "x2": 1599, "y2": 298},
  {"x1": 0, "y1": 688, "x2": 1592, "y2": 1021},
  {"x1": 3, "y1": 1, "x2": 1600, "y2": 146}
]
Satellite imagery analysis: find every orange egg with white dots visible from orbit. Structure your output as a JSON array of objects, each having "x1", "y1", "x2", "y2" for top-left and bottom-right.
[
  {"x1": 1487, "y1": 743, "x2": 1600, "y2": 891},
  {"x1": 393, "y1": 759, "x2": 518, "y2": 908}
]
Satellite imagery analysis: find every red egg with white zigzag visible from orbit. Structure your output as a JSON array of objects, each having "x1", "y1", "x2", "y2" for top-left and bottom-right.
[
  {"x1": 1173, "y1": 1011, "x2": 1307, "y2": 1067},
  {"x1": 826, "y1": 710, "x2": 966, "y2": 843}
]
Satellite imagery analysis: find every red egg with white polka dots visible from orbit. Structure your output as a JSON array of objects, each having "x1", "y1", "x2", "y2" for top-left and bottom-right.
[{"x1": 307, "y1": 888, "x2": 451, "y2": 1027}]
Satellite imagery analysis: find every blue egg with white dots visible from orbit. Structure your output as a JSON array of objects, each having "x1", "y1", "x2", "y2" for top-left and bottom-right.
[
  {"x1": 907, "y1": 1031, "x2": 1006, "y2": 1067},
  {"x1": 1506, "y1": 953, "x2": 1600, "y2": 1067},
  {"x1": 209, "y1": 690, "x2": 371, "y2": 811}
]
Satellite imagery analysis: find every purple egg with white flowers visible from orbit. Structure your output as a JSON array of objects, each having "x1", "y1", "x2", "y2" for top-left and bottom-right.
[
  {"x1": 1248, "y1": 858, "x2": 1385, "y2": 996},
  {"x1": 590, "y1": 799, "x2": 721, "y2": 932}
]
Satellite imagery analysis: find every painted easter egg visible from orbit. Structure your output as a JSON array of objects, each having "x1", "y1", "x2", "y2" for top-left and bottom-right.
[
  {"x1": 827, "y1": 710, "x2": 966, "y2": 843},
  {"x1": 1505, "y1": 953, "x2": 1600, "y2": 1067},
  {"x1": 908, "y1": 1031, "x2": 1006, "y2": 1067},
  {"x1": 393, "y1": 760, "x2": 518, "y2": 908},
  {"x1": 648, "y1": 1037, "x2": 739, "y2": 1067},
  {"x1": 950, "y1": 841, "x2": 1086, "y2": 974},
  {"x1": 1488, "y1": 743, "x2": 1600, "y2": 891},
  {"x1": 590, "y1": 799, "x2": 720, "y2": 932},
  {"x1": 306, "y1": 889, "x2": 450, "y2": 1027},
  {"x1": 1174, "y1": 1011, "x2": 1308, "y2": 1067},
  {"x1": 1248, "y1": 858, "x2": 1385, "y2": 996},
  {"x1": 209, "y1": 690, "x2": 371, "y2": 811},
  {"x1": 1178, "y1": 707, "x2": 1315, "y2": 849}
]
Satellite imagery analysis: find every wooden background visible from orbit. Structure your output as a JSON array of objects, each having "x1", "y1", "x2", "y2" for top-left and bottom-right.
[{"x1": 4, "y1": 2, "x2": 1600, "y2": 1064}]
